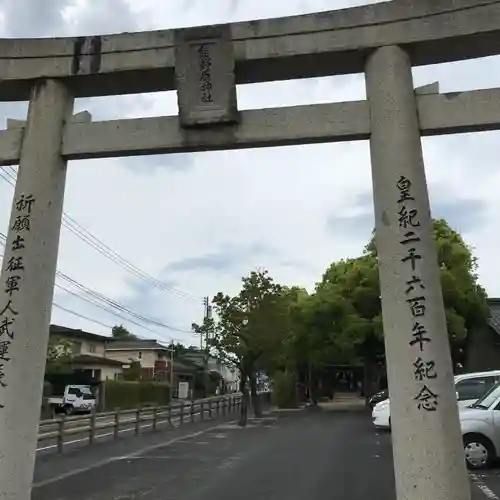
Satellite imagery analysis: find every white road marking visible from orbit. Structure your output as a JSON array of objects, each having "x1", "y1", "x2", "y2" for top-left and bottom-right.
[
  {"x1": 470, "y1": 473, "x2": 500, "y2": 500},
  {"x1": 33, "y1": 419, "x2": 236, "y2": 489}
]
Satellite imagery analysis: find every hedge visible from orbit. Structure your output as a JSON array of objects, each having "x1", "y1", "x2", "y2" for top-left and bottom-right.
[{"x1": 103, "y1": 380, "x2": 171, "y2": 411}]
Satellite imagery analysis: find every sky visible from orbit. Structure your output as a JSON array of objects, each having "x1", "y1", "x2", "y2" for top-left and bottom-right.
[{"x1": 1, "y1": 0, "x2": 500, "y2": 347}]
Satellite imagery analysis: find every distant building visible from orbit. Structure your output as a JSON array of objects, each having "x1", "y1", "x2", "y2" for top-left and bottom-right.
[
  {"x1": 49, "y1": 325, "x2": 241, "y2": 389},
  {"x1": 49, "y1": 325, "x2": 123, "y2": 381},
  {"x1": 181, "y1": 349, "x2": 240, "y2": 392},
  {"x1": 105, "y1": 339, "x2": 172, "y2": 381}
]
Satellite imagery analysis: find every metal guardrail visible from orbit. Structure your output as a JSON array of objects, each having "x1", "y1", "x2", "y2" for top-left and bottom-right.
[{"x1": 38, "y1": 395, "x2": 242, "y2": 453}]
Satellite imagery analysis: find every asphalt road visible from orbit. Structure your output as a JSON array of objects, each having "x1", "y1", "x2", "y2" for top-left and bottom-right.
[
  {"x1": 470, "y1": 469, "x2": 500, "y2": 499},
  {"x1": 32, "y1": 407, "x2": 499, "y2": 500}
]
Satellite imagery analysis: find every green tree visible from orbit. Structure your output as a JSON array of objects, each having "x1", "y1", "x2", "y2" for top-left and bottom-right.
[
  {"x1": 193, "y1": 269, "x2": 287, "y2": 425},
  {"x1": 365, "y1": 218, "x2": 489, "y2": 346},
  {"x1": 316, "y1": 253, "x2": 383, "y2": 394},
  {"x1": 167, "y1": 342, "x2": 187, "y2": 357},
  {"x1": 111, "y1": 324, "x2": 137, "y2": 339},
  {"x1": 45, "y1": 337, "x2": 74, "y2": 374},
  {"x1": 122, "y1": 360, "x2": 142, "y2": 381},
  {"x1": 313, "y1": 218, "x2": 489, "y2": 393}
]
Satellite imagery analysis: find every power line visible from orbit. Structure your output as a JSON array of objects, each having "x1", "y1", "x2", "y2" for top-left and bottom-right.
[
  {"x1": 55, "y1": 270, "x2": 194, "y2": 333},
  {"x1": 51, "y1": 303, "x2": 114, "y2": 330},
  {"x1": 0, "y1": 254, "x2": 189, "y2": 345},
  {"x1": 0, "y1": 166, "x2": 203, "y2": 304},
  {"x1": 0, "y1": 234, "x2": 197, "y2": 342}
]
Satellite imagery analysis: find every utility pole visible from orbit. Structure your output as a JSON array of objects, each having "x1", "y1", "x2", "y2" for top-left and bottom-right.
[
  {"x1": 203, "y1": 296, "x2": 211, "y2": 397},
  {"x1": 168, "y1": 341, "x2": 174, "y2": 402}
]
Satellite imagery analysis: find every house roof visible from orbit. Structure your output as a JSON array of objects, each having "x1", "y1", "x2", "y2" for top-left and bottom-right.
[
  {"x1": 181, "y1": 350, "x2": 220, "y2": 366},
  {"x1": 105, "y1": 339, "x2": 168, "y2": 351},
  {"x1": 71, "y1": 355, "x2": 124, "y2": 367},
  {"x1": 50, "y1": 324, "x2": 109, "y2": 343},
  {"x1": 488, "y1": 298, "x2": 500, "y2": 334},
  {"x1": 172, "y1": 361, "x2": 197, "y2": 374}
]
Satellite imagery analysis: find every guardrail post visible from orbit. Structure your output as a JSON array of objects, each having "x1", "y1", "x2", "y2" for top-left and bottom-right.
[
  {"x1": 190, "y1": 401, "x2": 195, "y2": 423},
  {"x1": 152, "y1": 407, "x2": 158, "y2": 431},
  {"x1": 135, "y1": 408, "x2": 140, "y2": 435},
  {"x1": 222, "y1": 397, "x2": 227, "y2": 417},
  {"x1": 200, "y1": 401, "x2": 204, "y2": 421},
  {"x1": 57, "y1": 415, "x2": 65, "y2": 453},
  {"x1": 114, "y1": 410, "x2": 119, "y2": 440},
  {"x1": 168, "y1": 404, "x2": 172, "y2": 426},
  {"x1": 216, "y1": 399, "x2": 220, "y2": 415},
  {"x1": 89, "y1": 412, "x2": 96, "y2": 445},
  {"x1": 208, "y1": 399, "x2": 212, "y2": 419},
  {"x1": 180, "y1": 402, "x2": 184, "y2": 425}
]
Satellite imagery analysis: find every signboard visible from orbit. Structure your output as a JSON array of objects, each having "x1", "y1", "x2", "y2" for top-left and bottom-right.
[
  {"x1": 178, "y1": 381, "x2": 189, "y2": 399},
  {"x1": 174, "y1": 25, "x2": 238, "y2": 127}
]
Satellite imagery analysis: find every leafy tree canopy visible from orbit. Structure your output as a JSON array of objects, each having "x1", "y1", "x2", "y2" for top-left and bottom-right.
[
  {"x1": 363, "y1": 218, "x2": 489, "y2": 342},
  {"x1": 46, "y1": 337, "x2": 74, "y2": 375},
  {"x1": 191, "y1": 218, "x2": 489, "y2": 407},
  {"x1": 111, "y1": 324, "x2": 137, "y2": 339},
  {"x1": 193, "y1": 269, "x2": 289, "y2": 423}
]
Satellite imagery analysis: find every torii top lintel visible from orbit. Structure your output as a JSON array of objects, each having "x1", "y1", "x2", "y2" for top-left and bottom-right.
[{"x1": 0, "y1": 0, "x2": 498, "y2": 101}]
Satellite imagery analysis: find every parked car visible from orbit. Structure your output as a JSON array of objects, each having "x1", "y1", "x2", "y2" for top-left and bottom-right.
[
  {"x1": 460, "y1": 381, "x2": 500, "y2": 469},
  {"x1": 367, "y1": 389, "x2": 388, "y2": 410},
  {"x1": 372, "y1": 370, "x2": 500, "y2": 430}
]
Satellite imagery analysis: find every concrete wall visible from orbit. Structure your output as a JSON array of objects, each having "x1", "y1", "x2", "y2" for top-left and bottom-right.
[
  {"x1": 106, "y1": 349, "x2": 165, "y2": 369},
  {"x1": 72, "y1": 363, "x2": 122, "y2": 381},
  {"x1": 80, "y1": 339, "x2": 106, "y2": 357}
]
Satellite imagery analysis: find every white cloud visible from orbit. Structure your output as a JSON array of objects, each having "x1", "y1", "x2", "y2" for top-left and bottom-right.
[{"x1": 0, "y1": 0, "x2": 499, "y2": 346}]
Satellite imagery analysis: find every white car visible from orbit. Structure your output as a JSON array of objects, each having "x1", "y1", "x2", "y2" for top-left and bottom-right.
[
  {"x1": 372, "y1": 370, "x2": 500, "y2": 430},
  {"x1": 460, "y1": 381, "x2": 500, "y2": 469}
]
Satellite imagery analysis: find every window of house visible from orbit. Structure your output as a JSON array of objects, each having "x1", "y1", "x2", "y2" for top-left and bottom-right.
[
  {"x1": 456, "y1": 377, "x2": 497, "y2": 401},
  {"x1": 158, "y1": 352, "x2": 164, "y2": 360},
  {"x1": 89, "y1": 344, "x2": 96, "y2": 354}
]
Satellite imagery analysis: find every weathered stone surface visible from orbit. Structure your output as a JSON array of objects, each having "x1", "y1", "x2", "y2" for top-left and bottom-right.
[
  {"x1": 0, "y1": 79, "x2": 73, "y2": 500},
  {"x1": 0, "y1": 1, "x2": 498, "y2": 99},
  {"x1": 174, "y1": 25, "x2": 238, "y2": 128},
  {"x1": 366, "y1": 45, "x2": 470, "y2": 500}
]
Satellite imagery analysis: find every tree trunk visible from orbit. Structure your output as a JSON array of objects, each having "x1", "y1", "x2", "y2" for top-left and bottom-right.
[
  {"x1": 238, "y1": 377, "x2": 249, "y2": 427},
  {"x1": 307, "y1": 358, "x2": 313, "y2": 403},
  {"x1": 249, "y1": 373, "x2": 262, "y2": 418},
  {"x1": 310, "y1": 371, "x2": 319, "y2": 407}
]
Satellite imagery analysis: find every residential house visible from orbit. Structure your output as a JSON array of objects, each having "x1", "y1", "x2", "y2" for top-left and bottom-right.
[
  {"x1": 464, "y1": 298, "x2": 500, "y2": 373},
  {"x1": 181, "y1": 349, "x2": 240, "y2": 392},
  {"x1": 49, "y1": 325, "x2": 124, "y2": 381},
  {"x1": 105, "y1": 339, "x2": 172, "y2": 381}
]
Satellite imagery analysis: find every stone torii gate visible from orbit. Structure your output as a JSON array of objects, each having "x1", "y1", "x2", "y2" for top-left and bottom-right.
[{"x1": 1, "y1": 1, "x2": 500, "y2": 499}]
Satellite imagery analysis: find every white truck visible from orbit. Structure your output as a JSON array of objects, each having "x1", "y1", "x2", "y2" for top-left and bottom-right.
[{"x1": 48, "y1": 384, "x2": 96, "y2": 415}]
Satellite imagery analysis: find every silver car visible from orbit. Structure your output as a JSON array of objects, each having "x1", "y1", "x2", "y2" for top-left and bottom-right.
[{"x1": 460, "y1": 381, "x2": 500, "y2": 469}]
